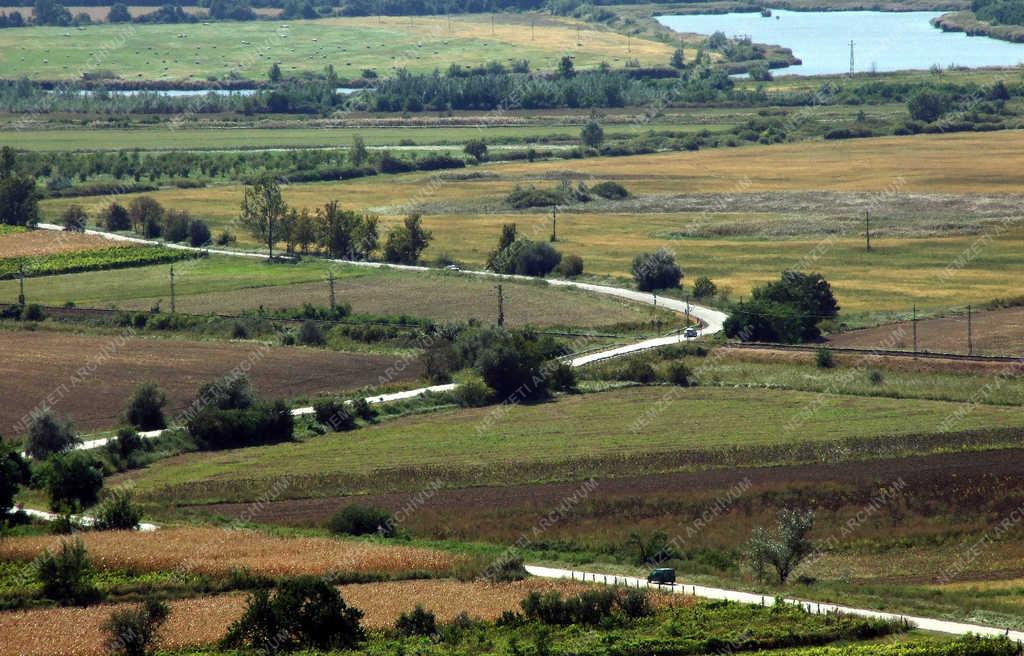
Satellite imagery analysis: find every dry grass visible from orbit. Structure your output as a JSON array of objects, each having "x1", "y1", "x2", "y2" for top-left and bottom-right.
[
  {"x1": 0, "y1": 528, "x2": 456, "y2": 577},
  {"x1": 0, "y1": 230, "x2": 119, "y2": 259},
  {"x1": 0, "y1": 578, "x2": 694, "y2": 656}
]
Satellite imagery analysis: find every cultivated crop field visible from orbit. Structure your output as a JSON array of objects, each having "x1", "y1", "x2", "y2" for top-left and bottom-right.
[
  {"x1": 112, "y1": 385, "x2": 1024, "y2": 505},
  {"x1": 0, "y1": 14, "x2": 673, "y2": 81},
  {"x1": 0, "y1": 229, "x2": 113, "y2": 258},
  {"x1": 0, "y1": 527, "x2": 456, "y2": 577},
  {"x1": 0, "y1": 329, "x2": 423, "y2": 433}
]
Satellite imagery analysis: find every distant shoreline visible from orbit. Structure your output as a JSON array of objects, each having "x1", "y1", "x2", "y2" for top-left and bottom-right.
[{"x1": 931, "y1": 10, "x2": 1024, "y2": 43}]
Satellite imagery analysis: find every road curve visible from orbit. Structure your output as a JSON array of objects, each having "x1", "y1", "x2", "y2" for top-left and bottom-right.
[{"x1": 525, "y1": 565, "x2": 1024, "y2": 642}]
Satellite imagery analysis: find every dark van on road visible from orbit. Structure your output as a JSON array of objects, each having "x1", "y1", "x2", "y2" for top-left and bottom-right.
[{"x1": 647, "y1": 568, "x2": 676, "y2": 585}]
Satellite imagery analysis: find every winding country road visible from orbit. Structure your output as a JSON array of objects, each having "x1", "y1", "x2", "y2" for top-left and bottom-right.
[
  {"x1": 525, "y1": 565, "x2": 1024, "y2": 643},
  {"x1": 35, "y1": 222, "x2": 727, "y2": 449}
]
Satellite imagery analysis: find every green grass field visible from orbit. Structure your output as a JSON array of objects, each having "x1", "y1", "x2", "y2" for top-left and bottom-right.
[
  {"x1": 115, "y1": 385, "x2": 1024, "y2": 504},
  {"x1": 0, "y1": 14, "x2": 673, "y2": 81},
  {"x1": 0, "y1": 254, "x2": 669, "y2": 328}
]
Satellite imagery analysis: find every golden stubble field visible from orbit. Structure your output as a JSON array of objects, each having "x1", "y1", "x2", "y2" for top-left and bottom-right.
[
  {"x1": 0, "y1": 578, "x2": 696, "y2": 656},
  {"x1": 0, "y1": 528, "x2": 456, "y2": 577}
]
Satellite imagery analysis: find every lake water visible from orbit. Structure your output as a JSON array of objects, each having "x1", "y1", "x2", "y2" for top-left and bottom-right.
[{"x1": 657, "y1": 10, "x2": 1024, "y2": 76}]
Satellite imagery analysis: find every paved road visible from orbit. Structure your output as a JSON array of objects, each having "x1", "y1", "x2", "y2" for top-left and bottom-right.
[{"x1": 526, "y1": 565, "x2": 1024, "y2": 642}]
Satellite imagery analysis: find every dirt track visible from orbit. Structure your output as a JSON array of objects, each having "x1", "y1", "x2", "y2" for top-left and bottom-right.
[{"x1": 0, "y1": 330, "x2": 421, "y2": 434}]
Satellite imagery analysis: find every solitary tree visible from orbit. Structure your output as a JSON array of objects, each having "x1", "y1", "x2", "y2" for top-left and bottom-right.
[
  {"x1": 463, "y1": 139, "x2": 488, "y2": 163},
  {"x1": 748, "y1": 509, "x2": 816, "y2": 584},
  {"x1": 45, "y1": 451, "x2": 104, "y2": 513},
  {"x1": 268, "y1": 62, "x2": 282, "y2": 83},
  {"x1": 0, "y1": 147, "x2": 39, "y2": 227},
  {"x1": 125, "y1": 382, "x2": 167, "y2": 431},
  {"x1": 104, "y1": 202, "x2": 131, "y2": 231},
  {"x1": 670, "y1": 46, "x2": 686, "y2": 69},
  {"x1": 239, "y1": 175, "x2": 287, "y2": 259},
  {"x1": 580, "y1": 120, "x2": 604, "y2": 149},
  {"x1": 61, "y1": 204, "x2": 88, "y2": 232},
  {"x1": 558, "y1": 55, "x2": 575, "y2": 78},
  {"x1": 349, "y1": 135, "x2": 368, "y2": 167}
]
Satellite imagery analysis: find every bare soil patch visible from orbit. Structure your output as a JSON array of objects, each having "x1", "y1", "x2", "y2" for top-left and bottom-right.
[
  {"x1": 828, "y1": 306, "x2": 1024, "y2": 357},
  {"x1": 0, "y1": 230, "x2": 118, "y2": 259},
  {"x1": 0, "y1": 330, "x2": 422, "y2": 434}
]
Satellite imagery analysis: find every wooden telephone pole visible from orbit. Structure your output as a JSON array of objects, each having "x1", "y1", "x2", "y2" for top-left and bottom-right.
[
  {"x1": 328, "y1": 270, "x2": 336, "y2": 311},
  {"x1": 496, "y1": 284, "x2": 505, "y2": 327},
  {"x1": 17, "y1": 263, "x2": 25, "y2": 305},
  {"x1": 551, "y1": 205, "x2": 558, "y2": 242},
  {"x1": 169, "y1": 265, "x2": 176, "y2": 314},
  {"x1": 865, "y1": 210, "x2": 871, "y2": 252},
  {"x1": 967, "y1": 304, "x2": 973, "y2": 355}
]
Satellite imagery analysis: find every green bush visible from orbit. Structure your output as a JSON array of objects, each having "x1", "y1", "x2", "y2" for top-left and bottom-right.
[
  {"x1": 590, "y1": 180, "x2": 630, "y2": 199},
  {"x1": 665, "y1": 361, "x2": 695, "y2": 386},
  {"x1": 187, "y1": 400, "x2": 294, "y2": 450},
  {"x1": 312, "y1": 399, "x2": 357, "y2": 431},
  {"x1": 327, "y1": 504, "x2": 395, "y2": 538},
  {"x1": 125, "y1": 382, "x2": 167, "y2": 431},
  {"x1": 35, "y1": 538, "x2": 101, "y2": 605},
  {"x1": 93, "y1": 488, "x2": 143, "y2": 531},
  {"x1": 556, "y1": 253, "x2": 584, "y2": 277},
  {"x1": 102, "y1": 596, "x2": 169, "y2": 656},
  {"x1": 619, "y1": 358, "x2": 657, "y2": 383},
  {"x1": 0, "y1": 443, "x2": 30, "y2": 523},
  {"x1": 520, "y1": 588, "x2": 647, "y2": 626},
  {"x1": 869, "y1": 369, "x2": 884, "y2": 385},
  {"x1": 692, "y1": 275, "x2": 717, "y2": 299},
  {"x1": 188, "y1": 219, "x2": 212, "y2": 247},
  {"x1": 221, "y1": 576, "x2": 366, "y2": 652},
  {"x1": 505, "y1": 185, "x2": 562, "y2": 209},
  {"x1": 395, "y1": 605, "x2": 438, "y2": 637},
  {"x1": 21, "y1": 303, "x2": 45, "y2": 321},
  {"x1": 298, "y1": 319, "x2": 325, "y2": 346},
  {"x1": 490, "y1": 239, "x2": 562, "y2": 277},
  {"x1": 451, "y1": 372, "x2": 495, "y2": 407},
  {"x1": 816, "y1": 347, "x2": 835, "y2": 369}
]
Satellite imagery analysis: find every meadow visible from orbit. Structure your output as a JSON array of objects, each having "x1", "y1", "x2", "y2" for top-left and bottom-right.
[
  {"x1": 112, "y1": 385, "x2": 1024, "y2": 504},
  {"x1": 0, "y1": 14, "x2": 673, "y2": 81},
  {"x1": 39, "y1": 130, "x2": 1024, "y2": 318}
]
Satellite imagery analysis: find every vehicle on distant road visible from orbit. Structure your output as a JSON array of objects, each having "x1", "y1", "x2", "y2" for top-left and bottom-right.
[
  {"x1": 684, "y1": 327, "x2": 699, "y2": 338},
  {"x1": 647, "y1": 567, "x2": 676, "y2": 585}
]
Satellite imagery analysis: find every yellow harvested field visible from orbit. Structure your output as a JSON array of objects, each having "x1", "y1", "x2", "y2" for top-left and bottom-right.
[
  {"x1": 0, "y1": 579, "x2": 695, "y2": 656},
  {"x1": 0, "y1": 528, "x2": 456, "y2": 577},
  {"x1": 0, "y1": 230, "x2": 119, "y2": 259}
]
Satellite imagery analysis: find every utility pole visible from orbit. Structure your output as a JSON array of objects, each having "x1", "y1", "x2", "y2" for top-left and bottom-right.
[
  {"x1": 328, "y1": 270, "x2": 336, "y2": 311},
  {"x1": 849, "y1": 40, "x2": 855, "y2": 77},
  {"x1": 17, "y1": 263, "x2": 25, "y2": 305},
  {"x1": 169, "y1": 265, "x2": 176, "y2": 314},
  {"x1": 685, "y1": 294, "x2": 690, "y2": 327},
  {"x1": 967, "y1": 304, "x2": 973, "y2": 355},
  {"x1": 496, "y1": 284, "x2": 505, "y2": 327},
  {"x1": 912, "y1": 304, "x2": 918, "y2": 357},
  {"x1": 550, "y1": 205, "x2": 557, "y2": 242},
  {"x1": 531, "y1": 18, "x2": 535, "y2": 41},
  {"x1": 865, "y1": 210, "x2": 871, "y2": 252},
  {"x1": 653, "y1": 290, "x2": 658, "y2": 329}
]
